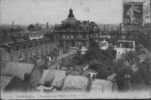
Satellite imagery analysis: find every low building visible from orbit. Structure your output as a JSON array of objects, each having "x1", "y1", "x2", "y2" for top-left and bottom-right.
[
  {"x1": 0, "y1": 38, "x2": 58, "y2": 62},
  {"x1": 28, "y1": 31, "x2": 44, "y2": 40},
  {"x1": 114, "y1": 40, "x2": 136, "y2": 60}
]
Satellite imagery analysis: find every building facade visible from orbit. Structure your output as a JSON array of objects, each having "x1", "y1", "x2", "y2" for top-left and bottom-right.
[
  {"x1": 0, "y1": 39, "x2": 58, "y2": 62},
  {"x1": 53, "y1": 9, "x2": 100, "y2": 52}
]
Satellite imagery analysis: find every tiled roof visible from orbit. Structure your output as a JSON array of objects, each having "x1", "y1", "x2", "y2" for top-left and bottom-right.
[{"x1": 1, "y1": 62, "x2": 34, "y2": 80}]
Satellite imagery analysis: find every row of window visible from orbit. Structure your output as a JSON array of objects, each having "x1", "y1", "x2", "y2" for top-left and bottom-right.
[
  {"x1": 61, "y1": 34, "x2": 89, "y2": 39},
  {"x1": 60, "y1": 34, "x2": 111, "y2": 39}
]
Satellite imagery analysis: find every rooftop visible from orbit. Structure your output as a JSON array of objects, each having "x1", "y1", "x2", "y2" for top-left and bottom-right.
[
  {"x1": 0, "y1": 38, "x2": 51, "y2": 51},
  {"x1": 54, "y1": 9, "x2": 100, "y2": 33},
  {"x1": 62, "y1": 9, "x2": 78, "y2": 25}
]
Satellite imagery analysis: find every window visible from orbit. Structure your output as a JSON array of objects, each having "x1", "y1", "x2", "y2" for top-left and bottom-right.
[
  {"x1": 62, "y1": 35, "x2": 66, "y2": 39},
  {"x1": 78, "y1": 34, "x2": 82, "y2": 38},
  {"x1": 67, "y1": 35, "x2": 70, "y2": 39},
  {"x1": 70, "y1": 35, "x2": 74, "y2": 39}
]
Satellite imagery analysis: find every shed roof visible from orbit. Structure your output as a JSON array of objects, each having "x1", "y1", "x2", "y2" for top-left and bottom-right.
[{"x1": 1, "y1": 62, "x2": 34, "y2": 80}]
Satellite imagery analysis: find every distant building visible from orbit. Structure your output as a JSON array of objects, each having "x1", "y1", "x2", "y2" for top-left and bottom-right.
[
  {"x1": 0, "y1": 38, "x2": 57, "y2": 62},
  {"x1": 53, "y1": 9, "x2": 100, "y2": 52},
  {"x1": 98, "y1": 24, "x2": 120, "y2": 32}
]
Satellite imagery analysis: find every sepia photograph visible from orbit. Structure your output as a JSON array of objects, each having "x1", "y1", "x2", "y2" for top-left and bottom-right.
[{"x1": 0, "y1": 0, "x2": 151, "y2": 99}]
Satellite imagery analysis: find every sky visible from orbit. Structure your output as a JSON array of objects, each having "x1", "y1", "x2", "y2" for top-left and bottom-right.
[{"x1": 0, "y1": 0, "x2": 124, "y2": 25}]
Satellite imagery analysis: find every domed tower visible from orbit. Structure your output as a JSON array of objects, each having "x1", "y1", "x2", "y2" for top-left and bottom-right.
[
  {"x1": 62, "y1": 8, "x2": 79, "y2": 25},
  {"x1": 68, "y1": 8, "x2": 74, "y2": 18}
]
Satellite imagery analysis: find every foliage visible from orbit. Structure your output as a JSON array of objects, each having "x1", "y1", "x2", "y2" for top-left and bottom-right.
[
  {"x1": 122, "y1": 51, "x2": 139, "y2": 65},
  {"x1": 89, "y1": 63, "x2": 113, "y2": 79},
  {"x1": 82, "y1": 39, "x2": 101, "y2": 64},
  {"x1": 135, "y1": 32, "x2": 151, "y2": 51},
  {"x1": 70, "y1": 39, "x2": 115, "y2": 78},
  {"x1": 83, "y1": 39, "x2": 115, "y2": 66},
  {"x1": 136, "y1": 59, "x2": 151, "y2": 84},
  {"x1": 114, "y1": 50, "x2": 151, "y2": 90},
  {"x1": 27, "y1": 24, "x2": 42, "y2": 31},
  {"x1": 71, "y1": 52, "x2": 83, "y2": 65}
]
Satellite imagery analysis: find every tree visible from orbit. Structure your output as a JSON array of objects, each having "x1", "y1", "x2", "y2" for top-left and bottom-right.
[
  {"x1": 116, "y1": 65, "x2": 133, "y2": 90},
  {"x1": 135, "y1": 32, "x2": 151, "y2": 51},
  {"x1": 83, "y1": 39, "x2": 101, "y2": 63},
  {"x1": 113, "y1": 50, "x2": 151, "y2": 90},
  {"x1": 82, "y1": 39, "x2": 115, "y2": 78},
  {"x1": 137, "y1": 59, "x2": 151, "y2": 85},
  {"x1": 27, "y1": 24, "x2": 35, "y2": 31},
  {"x1": 71, "y1": 52, "x2": 83, "y2": 65},
  {"x1": 113, "y1": 57, "x2": 134, "y2": 90}
]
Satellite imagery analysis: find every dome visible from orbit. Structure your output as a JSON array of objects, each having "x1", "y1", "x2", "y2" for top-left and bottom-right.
[{"x1": 62, "y1": 9, "x2": 79, "y2": 25}]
